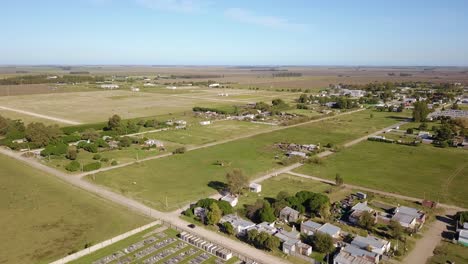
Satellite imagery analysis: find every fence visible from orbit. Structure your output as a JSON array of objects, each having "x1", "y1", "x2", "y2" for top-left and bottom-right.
[{"x1": 49, "y1": 220, "x2": 161, "y2": 264}]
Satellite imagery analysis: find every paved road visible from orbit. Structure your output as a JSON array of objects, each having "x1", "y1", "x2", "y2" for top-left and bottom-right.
[{"x1": 0, "y1": 105, "x2": 82, "y2": 125}]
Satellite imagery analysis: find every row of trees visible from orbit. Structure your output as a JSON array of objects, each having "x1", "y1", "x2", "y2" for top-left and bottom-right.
[{"x1": 0, "y1": 74, "x2": 104, "y2": 85}]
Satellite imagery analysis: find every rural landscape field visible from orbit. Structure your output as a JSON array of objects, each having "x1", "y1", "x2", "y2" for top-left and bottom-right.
[{"x1": 1, "y1": 1, "x2": 468, "y2": 264}]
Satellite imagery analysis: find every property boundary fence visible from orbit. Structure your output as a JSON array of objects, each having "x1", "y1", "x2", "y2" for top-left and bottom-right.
[{"x1": 49, "y1": 220, "x2": 161, "y2": 264}]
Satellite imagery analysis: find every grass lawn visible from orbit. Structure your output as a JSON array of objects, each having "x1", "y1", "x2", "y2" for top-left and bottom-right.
[
  {"x1": 146, "y1": 120, "x2": 276, "y2": 146},
  {"x1": 295, "y1": 141, "x2": 468, "y2": 207},
  {"x1": 237, "y1": 174, "x2": 351, "y2": 209},
  {"x1": 88, "y1": 110, "x2": 409, "y2": 211},
  {"x1": 428, "y1": 241, "x2": 468, "y2": 264},
  {"x1": 0, "y1": 154, "x2": 151, "y2": 264}
]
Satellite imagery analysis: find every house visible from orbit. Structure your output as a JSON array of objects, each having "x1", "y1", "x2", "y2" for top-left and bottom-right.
[
  {"x1": 219, "y1": 214, "x2": 255, "y2": 235},
  {"x1": 392, "y1": 206, "x2": 426, "y2": 228},
  {"x1": 325, "y1": 102, "x2": 337, "y2": 108},
  {"x1": 209, "y1": 83, "x2": 220, "y2": 88},
  {"x1": 458, "y1": 230, "x2": 468, "y2": 246},
  {"x1": 144, "y1": 139, "x2": 164, "y2": 148},
  {"x1": 333, "y1": 245, "x2": 379, "y2": 264},
  {"x1": 351, "y1": 235, "x2": 391, "y2": 256},
  {"x1": 301, "y1": 220, "x2": 322, "y2": 236},
  {"x1": 349, "y1": 202, "x2": 374, "y2": 224},
  {"x1": 275, "y1": 227, "x2": 306, "y2": 255},
  {"x1": 143, "y1": 83, "x2": 156, "y2": 86},
  {"x1": 100, "y1": 84, "x2": 119, "y2": 89},
  {"x1": 246, "y1": 222, "x2": 277, "y2": 235},
  {"x1": 317, "y1": 223, "x2": 341, "y2": 238},
  {"x1": 417, "y1": 131, "x2": 432, "y2": 139},
  {"x1": 296, "y1": 242, "x2": 313, "y2": 256},
  {"x1": 175, "y1": 120, "x2": 187, "y2": 126},
  {"x1": 11, "y1": 138, "x2": 26, "y2": 144},
  {"x1": 200, "y1": 121, "x2": 211, "y2": 126},
  {"x1": 279, "y1": 206, "x2": 300, "y2": 222},
  {"x1": 248, "y1": 183, "x2": 262, "y2": 193},
  {"x1": 130, "y1": 87, "x2": 140, "y2": 92},
  {"x1": 166, "y1": 86, "x2": 177, "y2": 90},
  {"x1": 220, "y1": 195, "x2": 238, "y2": 207}
]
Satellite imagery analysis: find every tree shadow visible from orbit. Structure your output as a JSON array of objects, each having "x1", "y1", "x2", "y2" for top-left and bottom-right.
[
  {"x1": 207, "y1": 181, "x2": 228, "y2": 194},
  {"x1": 385, "y1": 116, "x2": 411, "y2": 121}
]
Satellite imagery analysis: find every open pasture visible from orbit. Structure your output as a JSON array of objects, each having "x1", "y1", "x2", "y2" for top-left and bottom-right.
[
  {"x1": 295, "y1": 141, "x2": 468, "y2": 208},
  {"x1": 0, "y1": 88, "x2": 293, "y2": 124},
  {"x1": 88, "y1": 110, "x2": 409, "y2": 211},
  {"x1": 0, "y1": 154, "x2": 150, "y2": 264}
]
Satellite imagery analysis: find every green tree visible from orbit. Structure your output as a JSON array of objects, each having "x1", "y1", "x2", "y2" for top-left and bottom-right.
[
  {"x1": 311, "y1": 233, "x2": 334, "y2": 253},
  {"x1": 66, "y1": 149, "x2": 78, "y2": 160},
  {"x1": 25, "y1": 122, "x2": 62, "y2": 147},
  {"x1": 263, "y1": 234, "x2": 280, "y2": 251},
  {"x1": 259, "y1": 201, "x2": 276, "y2": 223},
  {"x1": 358, "y1": 211, "x2": 375, "y2": 231},
  {"x1": 107, "y1": 114, "x2": 122, "y2": 130},
  {"x1": 335, "y1": 173, "x2": 344, "y2": 186},
  {"x1": 389, "y1": 220, "x2": 404, "y2": 240},
  {"x1": 226, "y1": 169, "x2": 248, "y2": 195},
  {"x1": 221, "y1": 222, "x2": 234, "y2": 235},
  {"x1": 406, "y1": 128, "x2": 414, "y2": 134},
  {"x1": 206, "y1": 203, "x2": 222, "y2": 225},
  {"x1": 412, "y1": 101, "x2": 430, "y2": 122},
  {"x1": 118, "y1": 136, "x2": 132, "y2": 147},
  {"x1": 81, "y1": 128, "x2": 100, "y2": 141},
  {"x1": 65, "y1": 160, "x2": 81, "y2": 172}
]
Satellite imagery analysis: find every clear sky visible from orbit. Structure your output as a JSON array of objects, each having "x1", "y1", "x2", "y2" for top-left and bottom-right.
[{"x1": 1, "y1": 0, "x2": 467, "y2": 66}]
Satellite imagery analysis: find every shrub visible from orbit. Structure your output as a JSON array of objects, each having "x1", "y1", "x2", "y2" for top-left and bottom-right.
[
  {"x1": 66, "y1": 149, "x2": 78, "y2": 160},
  {"x1": 65, "y1": 161, "x2": 81, "y2": 172},
  {"x1": 93, "y1": 154, "x2": 101, "y2": 160},
  {"x1": 173, "y1": 147, "x2": 187, "y2": 154},
  {"x1": 84, "y1": 143, "x2": 98, "y2": 153},
  {"x1": 111, "y1": 160, "x2": 118, "y2": 166},
  {"x1": 83, "y1": 162, "x2": 101, "y2": 172},
  {"x1": 100, "y1": 157, "x2": 109, "y2": 162},
  {"x1": 40, "y1": 143, "x2": 68, "y2": 157}
]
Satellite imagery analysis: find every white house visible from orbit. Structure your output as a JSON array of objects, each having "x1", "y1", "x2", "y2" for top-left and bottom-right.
[
  {"x1": 334, "y1": 245, "x2": 379, "y2": 264},
  {"x1": 220, "y1": 195, "x2": 238, "y2": 207},
  {"x1": 200, "y1": 121, "x2": 211, "y2": 126},
  {"x1": 166, "y1": 86, "x2": 177, "y2": 90},
  {"x1": 248, "y1": 183, "x2": 262, "y2": 193},
  {"x1": 301, "y1": 220, "x2": 323, "y2": 236},
  {"x1": 219, "y1": 214, "x2": 255, "y2": 235},
  {"x1": 459, "y1": 229, "x2": 468, "y2": 246},
  {"x1": 209, "y1": 83, "x2": 220, "y2": 88},
  {"x1": 130, "y1": 87, "x2": 140, "y2": 92}
]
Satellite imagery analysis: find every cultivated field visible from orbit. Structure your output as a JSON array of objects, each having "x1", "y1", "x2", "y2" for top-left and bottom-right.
[
  {"x1": 0, "y1": 154, "x2": 150, "y2": 264},
  {"x1": 295, "y1": 141, "x2": 468, "y2": 208},
  {"x1": 87, "y1": 110, "x2": 409, "y2": 211}
]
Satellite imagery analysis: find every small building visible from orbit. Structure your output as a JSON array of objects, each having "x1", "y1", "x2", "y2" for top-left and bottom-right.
[
  {"x1": 209, "y1": 83, "x2": 220, "y2": 88},
  {"x1": 317, "y1": 223, "x2": 341, "y2": 238},
  {"x1": 166, "y1": 86, "x2": 177, "y2": 90},
  {"x1": 356, "y1": 192, "x2": 367, "y2": 199},
  {"x1": 200, "y1": 120, "x2": 211, "y2": 126},
  {"x1": 193, "y1": 207, "x2": 207, "y2": 219},
  {"x1": 130, "y1": 87, "x2": 140, "y2": 92},
  {"x1": 11, "y1": 138, "x2": 26, "y2": 144},
  {"x1": 421, "y1": 200, "x2": 437, "y2": 209},
  {"x1": 220, "y1": 195, "x2": 238, "y2": 207},
  {"x1": 458, "y1": 229, "x2": 468, "y2": 246},
  {"x1": 279, "y1": 206, "x2": 300, "y2": 223},
  {"x1": 219, "y1": 214, "x2": 255, "y2": 235},
  {"x1": 392, "y1": 206, "x2": 426, "y2": 228},
  {"x1": 286, "y1": 151, "x2": 307, "y2": 158},
  {"x1": 145, "y1": 139, "x2": 164, "y2": 148},
  {"x1": 349, "y1": 202, "x2": 374, "y2": 224},
  {"x1": 301, "y1": 220, "x2": 322, "y2": 236},
  {"x1": 248, "y1": 183, "x2": 262, "y2": 193},
  {"x1": 246, "y1": 222, "x2": 277, "y2": 236},
  {"x1": 417, "y1": 131, "x2": 432, "y2": 139},
  {"x1": 100, "y1": 84, "x2": 119, "y2": 89},
  {"x1": 351, "y1": 235, "x2": 391, "y2": 256}
]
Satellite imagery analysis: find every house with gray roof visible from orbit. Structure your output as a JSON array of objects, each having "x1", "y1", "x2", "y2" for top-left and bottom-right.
[
  {"x1": 318, "y1": 223, "x2": 341, "y2": 238},
  {"x1": 246, "y1": 222, "x2": 277, "y2": 236},
  {"x1": 279, "y1": 206, "x2": 300, "y2": 223},
  {"x1": 351, "y1": 235, "x2": 391, "y2": 256},
  {"x1": 333, "y1": 245, "x2": 379, "y2": 264},
  {"x1": 301, "y1": 220, "x2": 323, "y2": 235},
  {"x1": 458, "y1": 229, "x2": 468, "y2": 246},
  {"x1": 349, "y1": 202, "x2": 375, "y2": 224},
  {"x1": 391, "y1": 206, "x2": 425, "y2": 228}
]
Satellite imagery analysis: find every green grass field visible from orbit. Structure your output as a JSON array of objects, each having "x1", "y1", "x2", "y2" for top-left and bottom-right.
[
  {"x1": 428, "y1": 241, "x2": 468, "y2": 264},
  {"x1": 88, "y1": 110, "x2": 409, "y2": 211},
  {"x1": 0, "y1": 154, "x2": 151, "y2": 264},
  {"x1": 146, "y1": 120, "x2": 276, "y2": 146},
  {"x1": 295, "y1": 141, "x2": 468, "y2": 207}
]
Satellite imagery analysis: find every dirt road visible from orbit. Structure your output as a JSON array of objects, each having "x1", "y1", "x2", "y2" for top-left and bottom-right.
[{"x1": 0, "y1": 105, "x2": 82, "y2": 125}]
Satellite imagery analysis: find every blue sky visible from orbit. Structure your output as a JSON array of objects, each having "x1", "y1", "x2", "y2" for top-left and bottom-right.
[{"x1": 1, "y1": 0, "x2": 467, "y2": 66}]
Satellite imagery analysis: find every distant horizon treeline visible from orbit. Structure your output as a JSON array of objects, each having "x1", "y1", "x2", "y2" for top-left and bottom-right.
[{"x1": 0, "y1": 74, "x2": 105, "y2": 85}]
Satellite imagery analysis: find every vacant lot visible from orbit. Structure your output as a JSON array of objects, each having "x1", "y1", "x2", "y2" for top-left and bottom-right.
[
  {"x1": 0, "y1": 154, "x2": 150, "y2": 264},
  {"x1": 428, "y1": 241, "x2": 468, "y2": 264},
  {"x1": 88, "y1": 110, "x2": 409, "y2": 211},
  {"x1": 295, "y1": 141, "x2": 468, "y2": 208},
  {"x1": 0, "y1": 88, "x2": 291, "y2": 123},
  {"x1": 146, "y1": 120, "x2": 276, "y2": 146}
]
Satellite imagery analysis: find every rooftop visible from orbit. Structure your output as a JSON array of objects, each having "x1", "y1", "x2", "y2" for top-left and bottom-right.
[
  {"x1": 352, "y1": 235, "x2": 389, "y2": 250},
  {"x1": 220, "y1": 214, "x2": 255, "y2": 228},
  {"x1": 302, "y1": 220, "x2": 322, "y2": 230},
  {"x1": 318, "y1": 223, "x2": 341, "y2": 236},
  {"x1": 351, "y1": 202, "x2": 373, "y2": 212}
]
